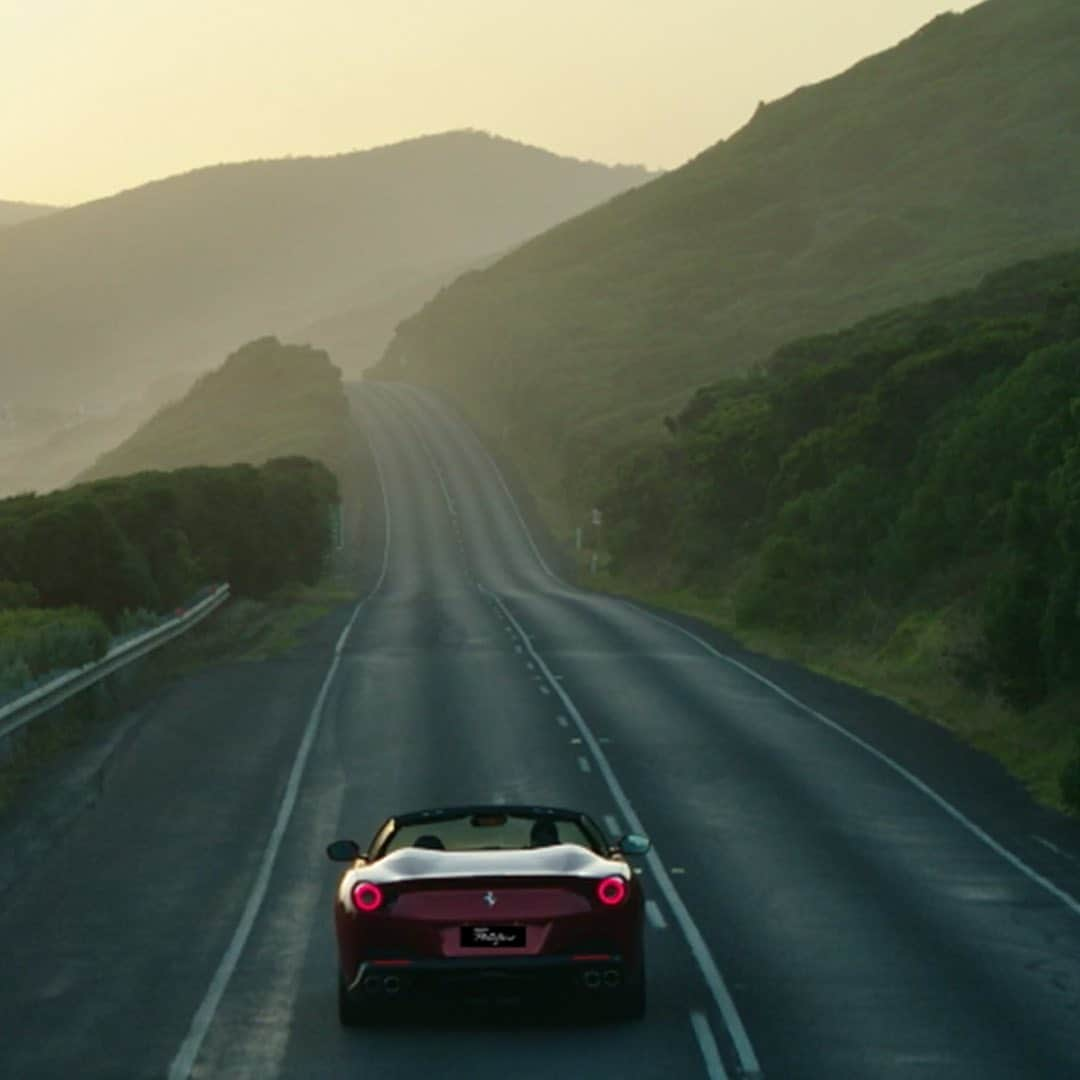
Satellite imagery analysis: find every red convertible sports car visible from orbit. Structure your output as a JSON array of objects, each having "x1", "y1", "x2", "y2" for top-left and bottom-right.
[{"x1": 326, "y1": 804, "x2": 651, "y2": 1025}]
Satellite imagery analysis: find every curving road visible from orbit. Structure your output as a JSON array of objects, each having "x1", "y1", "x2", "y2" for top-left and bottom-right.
[{"x1": 3, "y1": 382, "x2": 1080, "y2": 1078}]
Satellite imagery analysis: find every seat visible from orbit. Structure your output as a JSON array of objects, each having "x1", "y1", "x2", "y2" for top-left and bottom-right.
[
  {"x1": 413, "y1": 834, "x2": 445, "y2": 850},
  {"x1": 529, "y1": 820, "x2": 559, "y2": 847}
]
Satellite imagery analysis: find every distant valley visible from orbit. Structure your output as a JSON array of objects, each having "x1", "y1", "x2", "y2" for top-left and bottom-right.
[{"x1": 0, "y1": 131, "x2": 650, "y2": 495}]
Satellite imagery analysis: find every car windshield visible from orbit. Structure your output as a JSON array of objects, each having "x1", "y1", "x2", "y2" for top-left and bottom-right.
[{"x1": 381, "y1": 812, "x2": 600, "y2": 855}]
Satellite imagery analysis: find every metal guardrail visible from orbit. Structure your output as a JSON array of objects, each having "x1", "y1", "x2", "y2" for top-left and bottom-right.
[{"x1": 0, "y1": 584, "x2": 231, "y2": 744}]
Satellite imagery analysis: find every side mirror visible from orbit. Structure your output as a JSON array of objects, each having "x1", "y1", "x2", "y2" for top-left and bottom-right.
[
  {"x1": 615, "y1": 833, "x2": 651, "y2": 857},
  {"x1": 326, "y1": 839, "x2": 364, "y2": 862}
]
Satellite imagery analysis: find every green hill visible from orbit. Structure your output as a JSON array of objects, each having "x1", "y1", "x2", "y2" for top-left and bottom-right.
[
  {"x1": 0, "y1": 132, "x2": 649, "y2": 413},
  {"x1": 604, "y1": 245, "x2": 1080, "y2": 810},
  {"x1": 375, "y1": 0, "x2": 1080, "y2": 523},
  {"x1": 77, "y1": 337, "x2": 349, "y2": 483}
]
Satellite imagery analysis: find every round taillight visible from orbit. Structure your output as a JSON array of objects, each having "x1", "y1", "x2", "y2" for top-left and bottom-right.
[
  {"x1": 351, "y1": 881, "x2": 383, "y2": 913},
  {"x1": 596, "y1": 875, "x2": 628, "y2": 906}
]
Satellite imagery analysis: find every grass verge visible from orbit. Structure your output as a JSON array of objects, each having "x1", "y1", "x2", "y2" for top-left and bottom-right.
[{"x1": 594, "y1": 566, "x2": 1078, "y2": 815}]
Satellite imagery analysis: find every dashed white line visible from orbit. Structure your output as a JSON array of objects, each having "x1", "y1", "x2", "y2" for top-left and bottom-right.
[
  {"x1": 646, "y1": 899, "x2": 669, "y2": 931},
  {"x1": 604, "y1": 814, "x2": 622, "y2": 837},
  {"x1": 691, "y1": 1011, "x2": 730, "y2": 1080},
  {"x1": 485, "y1": 588, "x2": 760, "y2": 1079},
  {"x1": 539, "y1": 685, "x2": 551, "y2": 696},
  {"x1": 577, "y1": 755, "x2": 592, "y2": 774},
  {"x1": 556, "y1": 715, "x2": 569, "y2": 728},
  {"x1": 1033, "y1": 835, "x2": 1079, "y2": 864}
]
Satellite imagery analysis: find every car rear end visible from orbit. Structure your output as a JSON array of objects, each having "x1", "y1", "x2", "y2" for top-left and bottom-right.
[{"x1": 335, "y1": 869, "x2": 643, "y2": 1016}]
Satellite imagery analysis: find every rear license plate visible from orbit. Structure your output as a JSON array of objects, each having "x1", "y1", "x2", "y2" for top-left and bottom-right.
[{"x1": 461, "y1": 925, "x2": 526, "y2": 948}]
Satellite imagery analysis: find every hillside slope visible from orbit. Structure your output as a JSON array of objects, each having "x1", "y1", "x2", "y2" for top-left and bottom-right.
[
  {"x1": 604, "y1": 245, "x2": 1080, "y2": 808},
  {"x1": 77, "y1": 337, "x2": 349, "y2": 483},
  {"x1": 0, "y1": 201, "x2": 59, "y2": 228},
  {"x1": 0, "y1": 132, "x2": 649, "y2": 410},
  {"x1": 376, "y1": 0, "x2": 1080, "y2": 518}
]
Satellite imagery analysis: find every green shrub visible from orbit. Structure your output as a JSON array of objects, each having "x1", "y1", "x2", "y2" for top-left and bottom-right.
[
  {"x1": 0, "y1": 608, "x2": 110, "y2": 678},
  {"x1": 0, "y1": 581, "x2": 39, "y2": 610}
]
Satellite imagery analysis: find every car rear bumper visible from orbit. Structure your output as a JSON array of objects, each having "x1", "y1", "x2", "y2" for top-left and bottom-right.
[{"x1": 346, "y1": 954, "x2": 633, "y2": 1002}]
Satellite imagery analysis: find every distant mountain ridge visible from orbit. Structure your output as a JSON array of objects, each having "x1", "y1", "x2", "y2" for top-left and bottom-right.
[
  {"x1": 0, "y1": 131, "x2": 650, "y2": 411},
  {"x1": 375, "y1": 0, "x2": 1080, "y2": 518},
  {"x1": 0, "y1": 201, "x2": 59, "y2": 228}
]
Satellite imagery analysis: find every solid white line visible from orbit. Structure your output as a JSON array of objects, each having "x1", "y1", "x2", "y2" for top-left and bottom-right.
[
  {"x1": 167, "y1": 407, "x2": 392, "y2": 1080},
  {"x1": 691, "y1": 1011, "x2": 731, "y2": 1080},
  {"x1": 402, "y1": 388, "x2": 1080, "y2": 926},
  {"x1": 622, "y1": 601, "x2": 1080, "y2": 922},
  {"x1": 577, "y1": 755, "x2": 592, "y2": 774},
  {"x1": 485, "y1": 588, "x2": 761, "y2": 1079},
  {"x1": 646, "y1": 899, "x2": 669, "y2": 931},
  {"x1": 604, "y1": 813, "x2": 622, "y2": 837}
]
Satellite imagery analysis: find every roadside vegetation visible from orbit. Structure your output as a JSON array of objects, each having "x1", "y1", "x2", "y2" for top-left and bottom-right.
[
  {"x1": 374, "y1": 0, "x2": 1080, "y2": 529},
  {"x1": 0, "y1": 455, "x2": 340, "y2": 691},
  {"x1": 593, "y1": 248, "x2": 1080, "y2": 812}
]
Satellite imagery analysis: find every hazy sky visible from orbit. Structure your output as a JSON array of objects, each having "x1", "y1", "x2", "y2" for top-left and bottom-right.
[{"x1": 4, "y1": 0, "x2": 981, "y2": 207}]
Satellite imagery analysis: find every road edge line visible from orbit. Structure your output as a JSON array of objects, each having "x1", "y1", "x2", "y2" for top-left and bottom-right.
[{"x1": 167, "y1": 405, "x2": 392, "y2": 1079}]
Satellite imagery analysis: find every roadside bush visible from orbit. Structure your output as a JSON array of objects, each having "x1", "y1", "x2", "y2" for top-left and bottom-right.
[
  {"x1": 0, "y1": 608, "x2": 110, "y2": 679},
  {"x1": 0, "y1": 581, "x2": 39, "y2": 610},
  {"x1": 0, "y1": 657, "x2": 33, "y2": 693}
]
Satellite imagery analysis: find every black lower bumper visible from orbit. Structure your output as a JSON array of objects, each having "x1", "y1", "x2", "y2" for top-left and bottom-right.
[{"x1": 347, "y1": 955, "x2": 630, "y2": 1001}]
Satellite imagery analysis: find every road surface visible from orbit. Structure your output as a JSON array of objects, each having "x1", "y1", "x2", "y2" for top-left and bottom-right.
[{"x1": 2, "y1": 381, "x2": 1080, "y2": 1078}]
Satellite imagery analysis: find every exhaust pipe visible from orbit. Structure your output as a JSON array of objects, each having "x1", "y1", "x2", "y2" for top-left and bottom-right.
[
  {"x1": 384, "y1": 975, "x2": 402, "y2": 995},
  {"x1": 603, "y1": 969, "x2": 622, "y2": 988},
  {"x1": 583, "y1": 970, "x2": 602, "y2": 990}
]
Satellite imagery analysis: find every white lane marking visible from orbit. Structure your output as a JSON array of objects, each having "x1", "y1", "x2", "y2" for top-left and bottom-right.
[
  {"x1": 403, "y1": 381, "x2": 1080, "y2": 926},
  {"x1": 168, "y1": 410, "x2": 393, "y2": 1080},
  {"x1": 526, "y1": 661, "x2": 535, "y2": 670},
  {"x1": 380, "y1": 387, "x2": 458, "y2": 520},
  {"x1": 646, "y1": 899, "x2": 669, "y2": 931},
  {"x1": 577, "y1": 755, "x2": 592, "y2": 774},
  {"x1": 556, "y1": 715, "x2": 569, "y2": 728},
  {"x1": 405, "y1": 388, "x2": 562, "y2": 585},
  {"x1": 1033, "y1": 835, "x2": 1079, "y2": 864},
  {"x1": 623, "y1": 601, "x2": 1080, "y2": 923},
  {"x1": 484, "y1": 588, "x2": 761, "y2": 1079},
  {"x1": 670, "y1": 867, "x2": 687, "y2": 875},
  {"x1": 691, "y1": 1011, "x2": 731, "y2": 1080},
  {"x1": 604, "y1": 814, "x2": 622, "y2": 837},
  {"x1": 539, "y1": 685, "x2": 551, "y2": 696}
]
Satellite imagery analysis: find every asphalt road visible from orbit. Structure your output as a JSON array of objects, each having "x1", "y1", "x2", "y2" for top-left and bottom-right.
[{"x1": 3, "y1": 382, "x2": 1080, "y2": 1079}]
